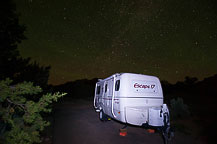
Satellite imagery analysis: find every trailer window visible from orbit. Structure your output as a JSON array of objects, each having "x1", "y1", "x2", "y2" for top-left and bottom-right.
[
  {"x1": 97, "y1": 86, "x2": 100, "y2": 94},
  {"x1": 105, "y1": 84, "x2": 107, "y2": 93},
  {"x1": 115, "y1": 80, "x2": 120, "y2": 91}
]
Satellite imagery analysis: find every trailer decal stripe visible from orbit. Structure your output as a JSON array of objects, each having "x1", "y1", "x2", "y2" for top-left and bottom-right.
[
  {"x1": 102, "y1": 97, "x2": 162, "y2": 99},
  {"x1": 102, "y1": 98, "x2": 119, "y2": 100},
  {"x1": 103, "y1": 95, "x2": 162, "y2": 99},
  {"x1": 110, "y1": 97, "x2": 162, "y2": 99}
]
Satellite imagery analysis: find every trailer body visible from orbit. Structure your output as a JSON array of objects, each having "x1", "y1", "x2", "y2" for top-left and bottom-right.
[{"x1": 94, "y1": 73, "x2": 170, "y2": 127}]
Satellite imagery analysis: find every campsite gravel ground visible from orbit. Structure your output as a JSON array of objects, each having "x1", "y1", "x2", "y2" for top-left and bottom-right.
[{"x1": 53, "y1": 100, "x2": 203, "y2": 144}]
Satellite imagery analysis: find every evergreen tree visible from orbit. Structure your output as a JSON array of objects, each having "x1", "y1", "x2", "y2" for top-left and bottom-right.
[{"x1": 0, "y1": 79, "x2": 66, "y2": 144}]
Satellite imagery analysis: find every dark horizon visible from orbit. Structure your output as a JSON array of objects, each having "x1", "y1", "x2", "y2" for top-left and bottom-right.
[{"x1": 49, "y1": 72, "x2": 217, "y2": 87}]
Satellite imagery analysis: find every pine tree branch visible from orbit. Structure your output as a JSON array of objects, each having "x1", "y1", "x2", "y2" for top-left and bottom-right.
[{"x1": 6, "y1": 98, "x2": 26, "y2": 112}]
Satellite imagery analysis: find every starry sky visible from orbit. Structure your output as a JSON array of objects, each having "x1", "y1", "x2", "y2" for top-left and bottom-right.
[{"x1": 14, "y1": 0, "x2": 217, "y2": 85}]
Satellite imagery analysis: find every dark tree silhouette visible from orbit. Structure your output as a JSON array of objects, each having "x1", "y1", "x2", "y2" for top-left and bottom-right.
[
  {"x1": 53, "y1": 78, "x2": 98, "y2": 100},
  {"x1": 184, "y1": 76, "x2": 198, "y2": 85},
  {"x1": 0, "y1": 0, "x2": 25, "y2": 78},
  {"x1": 0, "y1": 0, "x2": 50, "y2": 88}
]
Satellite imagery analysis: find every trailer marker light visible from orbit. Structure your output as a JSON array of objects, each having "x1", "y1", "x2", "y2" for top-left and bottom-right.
[{"x1": 118, "y1": 111, "x2": 120, "y2": 114}]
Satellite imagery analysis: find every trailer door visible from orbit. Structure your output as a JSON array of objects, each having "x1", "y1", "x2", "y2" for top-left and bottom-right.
[
  {"x1": 111, "y1": 75, "x2": 120, "y2": 118},
  {"x1": 108, "y1": 78, "x2": 114, "y2": 116},
  {"x1": 103, "y1": 78, "x2": 114, "y2": 116},
  {"x1": 103, "y1": 81, "x2": 108, "y2": 114},
  {"x1": 94, "y1": 83, "x2": 100, "y2": 109}
]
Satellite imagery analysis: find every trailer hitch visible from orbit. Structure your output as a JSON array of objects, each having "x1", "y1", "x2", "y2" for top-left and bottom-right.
[
  {"x1": 161, "y1": 125, "x2": 174, "y2": 144},
  {"x1": 161, "y1": 112, "x2": 174, "y2": 144}
]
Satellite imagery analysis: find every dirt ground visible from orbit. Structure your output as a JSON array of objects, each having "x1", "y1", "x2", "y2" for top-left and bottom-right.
[{"x1": 52, "y1": 100, "x2": 203, "y2": 144}]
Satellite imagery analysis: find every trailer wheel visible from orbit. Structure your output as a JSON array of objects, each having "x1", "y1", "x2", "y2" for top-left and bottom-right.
[{"x1": 99, "y1": 110, "x2": 108, "y2": 121}]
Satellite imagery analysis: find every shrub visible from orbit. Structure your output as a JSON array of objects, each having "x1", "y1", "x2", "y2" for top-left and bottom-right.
[
  {"x1": 0, "y1": 78, "x2": 66, "y2": 144},
  {"x1": 170, "y1": 97, "x2": 190, "y2": 120}
]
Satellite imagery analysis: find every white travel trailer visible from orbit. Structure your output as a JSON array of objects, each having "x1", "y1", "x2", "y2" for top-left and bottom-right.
[{"x1": 94, "y1": 73, "x2": 172, "y2": 141}]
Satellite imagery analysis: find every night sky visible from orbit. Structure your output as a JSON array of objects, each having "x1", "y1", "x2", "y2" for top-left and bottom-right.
[{"x1": 14, "y1": 0, "x2": 217, "y2": 85}]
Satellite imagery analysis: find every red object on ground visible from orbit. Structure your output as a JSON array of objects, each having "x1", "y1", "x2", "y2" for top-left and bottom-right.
[
  {"x1": 119, "y1": 129, "x2": 127, "y2": 136},
  {"x1": 147, "y1": 129, "x2": 155, "y2": 133},
  {"x1": 119, "y1": 131, "x2": 127, "y2": 136}
]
